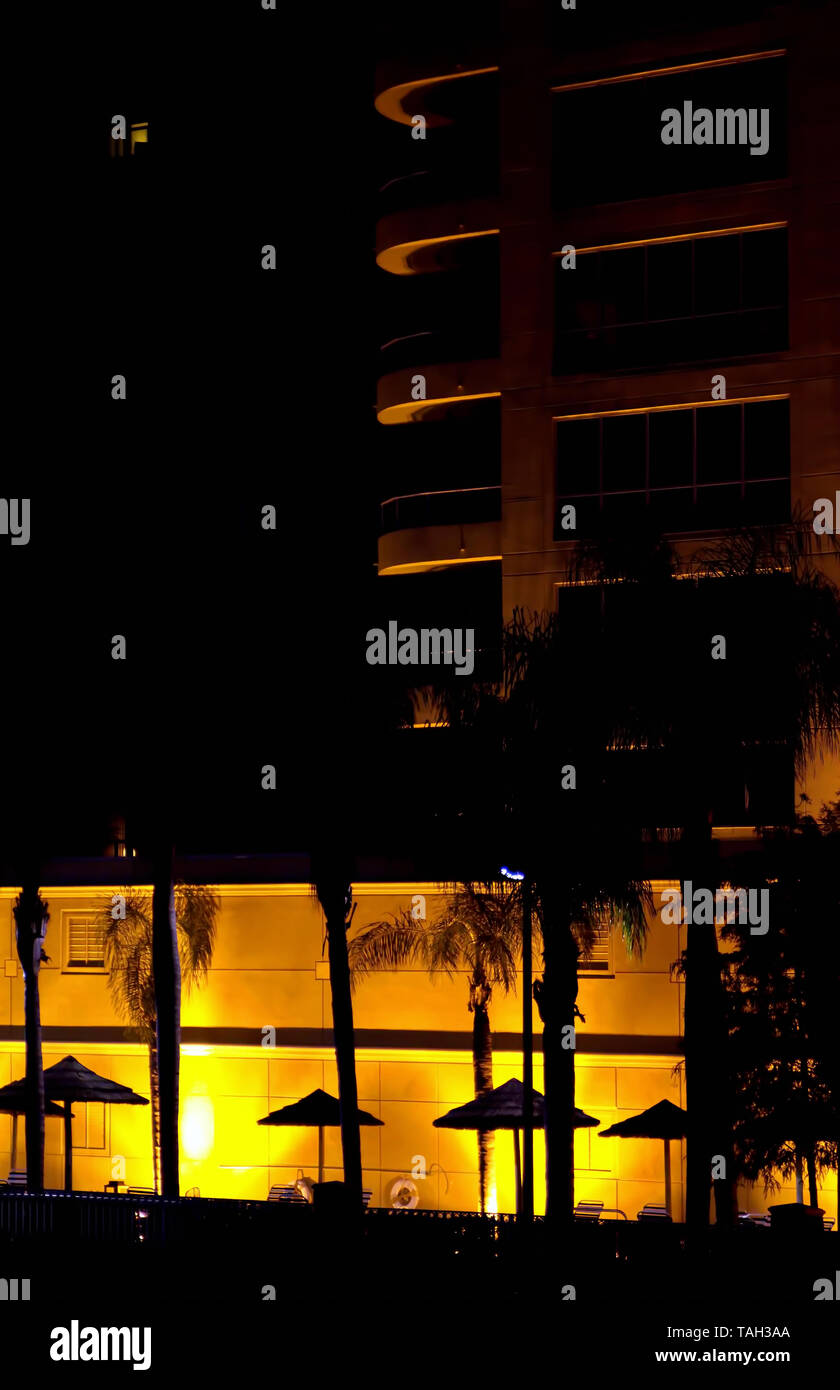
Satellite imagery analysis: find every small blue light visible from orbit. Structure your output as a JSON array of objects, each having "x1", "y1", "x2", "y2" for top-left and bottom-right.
[{"x1": 500, "y1": 866, "x2": 525, "y2": 881}]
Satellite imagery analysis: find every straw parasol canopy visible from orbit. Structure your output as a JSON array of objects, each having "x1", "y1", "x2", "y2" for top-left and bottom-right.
[
  {"x1": 0, "y1": 1095, "x2": 70, "y2": 1118},
  {"x1": 434, "y1": 1079, "x2": 599, "y2": 1213},
  {"x1": 0, "y1": 1056, "x2": 148, "y2": 1191},
  {"x1": 0, "y1": 1094, "x2": 73, "y2": 1175},
  {"x1": 257, "y1": 1088, "x2": 383, "y2": 1183},
  {"x1": 599, "y1": 1099, "x2": 688, "y2": 1216}
]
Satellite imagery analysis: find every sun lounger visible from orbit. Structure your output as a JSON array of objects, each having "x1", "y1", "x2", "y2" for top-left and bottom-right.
[
  {"x1": 637, "y1": 1204, "x2": 672, "y2": 1222},
  {"x1": 573, "y1": 1200, "x2": 604, "y2": 1221}
]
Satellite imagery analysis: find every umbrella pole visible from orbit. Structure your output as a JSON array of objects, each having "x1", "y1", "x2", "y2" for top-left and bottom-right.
[
  {"x1": 664, "y1": 1138, "x2": 671, "y2": 1217},
  {"x1": 513, "y1": 1129, "x2": 522, "y2": 1215},
  {"x1": 63, "y1": 1102, "x2": 73, "y2": 1192},
  {"x1": 11, "y1": 1113, "x2": 18, "y2": 1170},
  {"x1": 318, "y1": 1126, "x2": 324, "y2": 1184}
]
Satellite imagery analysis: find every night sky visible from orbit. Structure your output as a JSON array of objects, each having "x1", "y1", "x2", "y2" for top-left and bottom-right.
[{"x1": 3, "y1": 6, "x2": 387, "y2": 861}]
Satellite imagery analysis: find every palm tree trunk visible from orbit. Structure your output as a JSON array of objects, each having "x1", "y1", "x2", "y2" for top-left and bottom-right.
[
  {"x1": 684, "y1": 822, "x2": 739, "y2": 1229},
  {"x1": 805, "y1": 1147, "x2": 818, "y2": 1208},
  {"x1": 13, "y1": 884, "x2": 48, "y2": 1193},
  {"x1": 152, "y1": 847, "x2": 181, "y2": 1197},
  {"x1": 148, "y1": 1041, "x2": 162, "y2": 1195},
  {"x1": 537, "y1": 907, "x2": 579, "y2": 1226},
  {"x1": 686, "y1": 918, "x2": 739, "y2": 1226},
  {"x1": 472, "y1": 995, "x2": 494, "y2": 1213},
  {"x1": 320, "y1": 877, "x2": 363, "y2": 1211},
  {"x1": 797, "y1": 1053, "x2": 819, "y2": 1207}
]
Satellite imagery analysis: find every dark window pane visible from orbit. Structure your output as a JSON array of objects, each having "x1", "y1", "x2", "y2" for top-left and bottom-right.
[
  {"x1": 647, "y1": 240, "x2": 692, "y2": 320},
  {"x1": 556, "y1": 254, "x2": 601, "y2": 331},
  {"x1": 649, "y1": 408, "x2": 693, "y2": 489},
  {"x1": 744, "y1": 479, "x2": 790, "y2": 524},
  {"x1": 742, "y1": 228, "x2": 787, "y2": 309},
  {"x1": 556, "y1": 494, "x2": 601, "y2": 537},
  {"x1": 603, "y1": 491, "x2": 647, "y2": 527},
  {"x1": 696, "y1": 405, "x2": 741, "y2": 485},
  {"x1": 601, "y1": 247, "x2": 645, "y2": 325},
  {"x1": 557, "y1": 419, "x2": 600, "y2": 494},
  {"x1": 553, "y1": 55, "x2": 787, "y2": 207},
  {"x1": 694, "y1": 234, "x2": 740, "y2": 314},
  {"x1": 696, "y1": 483, "x2": 743, "y2": 528},
  {"x1": 649, "y1": 487, "x2": 695, "y2": 533},
  {"x1": 603, "y1": 414, "x2": 646, "y2": 492},
  {"x1": 744, "y1": 399, "x2": 790, "y2": 479}
]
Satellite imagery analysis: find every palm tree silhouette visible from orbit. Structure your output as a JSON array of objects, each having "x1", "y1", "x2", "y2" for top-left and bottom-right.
[
  {"x1": 427, "y1": 605, "x2": 655, "y2": 1222},
  {"x1": 349, "y1": 884, "x2": 526, "y2": 1212},
  {"x1": 13, "y1": 879, "x2": 50, "y2": 1191},
  {"x1": 99, "y1": 883, "x2": 219, "y2": 1192},
  {"x1": 565, "y1": 516, "x2": 840, "y2": 1227}
]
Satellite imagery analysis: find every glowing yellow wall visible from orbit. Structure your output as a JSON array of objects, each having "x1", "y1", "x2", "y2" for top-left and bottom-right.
[{"x1": 0, "y1": 882, "x2": 833, "y2": 1225}]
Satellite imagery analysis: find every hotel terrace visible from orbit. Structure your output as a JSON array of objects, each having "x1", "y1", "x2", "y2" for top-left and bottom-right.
[{"x1": 0, "y1": 855, "x2": 836, "y2": 1227}]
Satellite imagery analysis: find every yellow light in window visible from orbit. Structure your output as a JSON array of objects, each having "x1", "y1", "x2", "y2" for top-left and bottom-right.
[{"x1": 130, "y1": 123, "x2": 148, "y2": 155}]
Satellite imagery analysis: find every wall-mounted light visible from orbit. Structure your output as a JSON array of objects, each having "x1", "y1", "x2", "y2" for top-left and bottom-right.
[{"x1": 182, "y1": 1095, "x2": 214, "y2": 1161}]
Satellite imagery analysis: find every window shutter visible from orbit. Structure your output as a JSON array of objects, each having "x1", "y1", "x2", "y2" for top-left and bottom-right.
[
  {"x1": 580, "y1": 925, "x2": 611, "y2": 971},
  {"x1": 67, "y1": 915, "x2": 106, "y2": 968}
]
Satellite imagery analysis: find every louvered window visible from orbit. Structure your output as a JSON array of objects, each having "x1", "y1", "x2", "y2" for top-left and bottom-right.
[
  {"x1": 65, "y1": 914, "x2": 106, "y2": 970},
  {"x1": 579, "y1": 925, "x2": 612, "y2": 973}
]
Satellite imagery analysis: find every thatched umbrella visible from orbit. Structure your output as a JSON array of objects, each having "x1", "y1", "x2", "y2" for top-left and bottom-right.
[
  {"x1": 257, "y1": 1088, "x2": 383, "y2": 1183},
  {"x1": 598, "y1": 1099, "x2": 688, "y2": 1217},
  {"x1": 434, "y1": 1078, "x2": 599, "y2": 1214},
  {"x1": 0, "y1": 1056, "x2": 148, "y2": 1191},
  {"x1": 0, "y1": 1095, "x2": 72, "y2": 1175}
]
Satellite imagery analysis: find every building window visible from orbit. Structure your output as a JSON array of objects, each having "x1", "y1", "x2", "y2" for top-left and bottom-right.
[
  {"x1": 130, "y1": 122, "x2": 148, "y2": 154},
  {"x1": 74, "y1": 1103, "x2": 107, "y2": 1152},
  {"x1": 578, "y1": 924, "x2": 613, "y2": 974},
  {"x1": 555, "y1": 398, "x2": 790, "y2": 538},
  {"x1": 555, "y1": 227, "x2": 788, "y2": 372},
  {"x1": 64, "y1": 912, "x2": 107, "y2": 972},
  {"x1": 552, "y1": 53, "x2": 787, "y2": 207},
  {"x1": 109, "y1": 120, "x2": 149, "y2": 158}
]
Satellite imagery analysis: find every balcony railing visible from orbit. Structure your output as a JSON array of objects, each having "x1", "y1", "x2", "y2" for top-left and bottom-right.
[
  {"x1": 379, "y1": 326, "x2": 499, "y2": 376},
  {"x1": 378, "y1": 163, "x2": 499, "y2": 218},
  {"x1": 381, "y1": 485, "x2": 501, "y2": 534}
]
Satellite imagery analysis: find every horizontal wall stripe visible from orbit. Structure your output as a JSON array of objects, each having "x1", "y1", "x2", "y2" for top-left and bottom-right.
[{"x1": 0, "y1": 1025, "x2": 684, "y2": 1055}]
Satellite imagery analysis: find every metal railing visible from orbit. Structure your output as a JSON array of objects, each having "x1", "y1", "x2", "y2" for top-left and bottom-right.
[{"x1": 380, "y1": 484, "x2": 501, "y2": 533}]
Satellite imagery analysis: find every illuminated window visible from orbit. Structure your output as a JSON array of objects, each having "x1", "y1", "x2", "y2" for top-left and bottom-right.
[
  {"x1": 109, "y1": 120, "x2": 149, "y2": 158},
  {"x1": 130, "y1": 122, "x2": 148, "y2": 155},
  {"x1": 555, "y1": 227, "x2": 788, "y2": 372},
  {"x1": 555, "y1": 398, "x2": 790, "y2": 538},
  {"x1": 63, "y1": 913, "x2": 106, "y2": 972}
]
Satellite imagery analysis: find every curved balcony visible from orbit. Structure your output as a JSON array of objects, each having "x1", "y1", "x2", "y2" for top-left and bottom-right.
[
  {"x1": 376, "y1": 232, "x2": 500, "y2": 420},
  {"x1": 379, "y1": 320, "x2": 499, "y2": 379},
  {"x1": 377, "y1": 357, "x2": 501, "y2": 425},
  {"x1": 374, "y1": 0, "x2": 500, "y2": 121},
  {"x1": 375, "y1": 67, "x2": 499, "y2": 265},
  {"x1": 378, "y1": 486, "x2": 502, "y2": 575},
  {"x1": 381, "y1": 485, "x2": 501, "y2": 534},
  {"x1": 375, "y1": 65, "x2": 499, "y2": 127},
  {"x1": 377, "y1": 219, "x2": 499, "y2": 277}
]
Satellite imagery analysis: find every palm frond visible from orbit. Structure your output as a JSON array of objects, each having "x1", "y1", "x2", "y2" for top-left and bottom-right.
[
  {"x1": 98, "y1": 883, "x2": 220, "y2": 1031},
  {"x1": 347, "y1": 913, "x2": 426, "y2": 983},
  {"x1": 175, "y1": 883, "x2": 221, "y2": 992}
]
